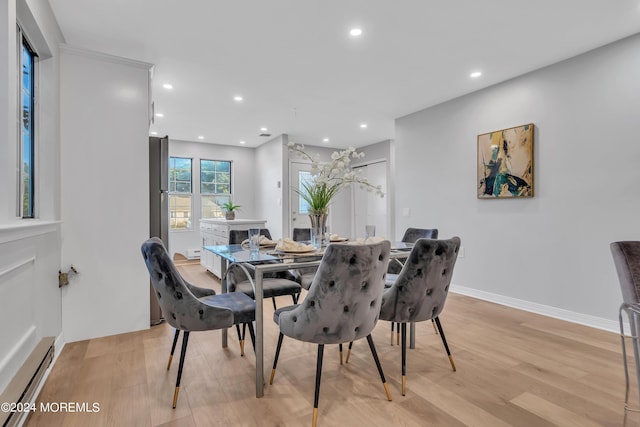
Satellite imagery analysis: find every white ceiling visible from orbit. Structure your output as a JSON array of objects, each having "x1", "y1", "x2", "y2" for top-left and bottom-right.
[{"x1": 49, "y1": 0, "x2": 640, "y2": 148}]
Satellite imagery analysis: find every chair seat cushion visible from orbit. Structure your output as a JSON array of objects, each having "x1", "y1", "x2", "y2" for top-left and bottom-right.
[
  {"x1": 234, "y1": 278, "x2": 302, "y2": 299},
  {"x1": 298, "y1": 271, "x2": 316, "y2": 290},
  {"x1": 199, "y1": 292, "x2": 256, "y2": 325},
  {"x1": 273, "y1": 304, "x2": 298, "y2": 324},
  {"x1": 289, "y1": 267, "x2": 317, "y2": 290}
]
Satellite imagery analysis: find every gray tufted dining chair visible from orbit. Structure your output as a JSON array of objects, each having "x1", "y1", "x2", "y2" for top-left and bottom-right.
[
  {"x1": 611, "y1": 241, "x2": 640, "y2": 410},
  {"x1": 292, "y1": 227, "x2": 311, "y2": 242},
  {"x1": 227, "y1": 228, "x2": 302, "y2": 310},
  {"x1": 228, "y1": 228, "x2": 273, "y2": 245},
  {"x1": 386, "y1": 228, "x2": 439, "y2": 344},
  {"x1": 141, "y1": 237, "x2": 256, "y2": 408},
  {"x1": 289, "y1": 227, "x2": 319, "y2": 290},
  {"x1": 166, "y1": 280, "x2": 216, "y2": 371},
  {"x1": 270, "y1": 241, "x2": 392, "y2": 427},
  {"x1": 378, "y1": 237, "x2": 461, "y2": 396},
  {"x1": 387, "y1": 228, "x2": 438, "y2": 276}
]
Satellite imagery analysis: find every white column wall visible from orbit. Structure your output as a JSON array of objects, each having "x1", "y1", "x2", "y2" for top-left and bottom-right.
[
  {"x1": 255, "y1": 136, "x2": 285, "y2": 239},
  {"x1": 59, "y1": 47, "x2": 151, "y2": 342}
]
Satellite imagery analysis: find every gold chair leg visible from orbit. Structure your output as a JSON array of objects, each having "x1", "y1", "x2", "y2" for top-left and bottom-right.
[
  {"x1": 271, "y1": 332, "x2": 284, "y2": 385},
  {"x1": 434, "y1": 317, "x2": 457, "y2": 372},
  {"x1": 173, "y1": 386, "x2": 180, "y2": 408},
  {"x1": 312, "y1": 408, "x2": 319, "y2": 427},
  {"x1": 367, "y1": 334, "x2": 392, "y2": 402},
  {"x1": 167, "y1": 329, "x2": 180, "y2": 370},
  {"x1": 166, "y1": 354, "x2": 173, "y2": 370},
  {"x1": 384, "y1": 383, "x2": 392, "y2": 401},
  {"x1": 402, "y1": 375, "x2": 406, "y2": 396},
  {"x1": 240, "y1": 339, "x2": 245, "y2": 357},
  {"x1": 173, "y1": 331, "x2": 190, "y2": 408},
  {"x1": 346, "y1": 342, "x2": 352, "y2": 364},
  {"x1": 390, "y1": 329, "x2": 394, "y2": 346},
  {"x1": 432, "y1": 319, "x2": 438, "y2": 334},
  {"x1": 339, "y1": 343, "x2": 343, "y2": 365}
]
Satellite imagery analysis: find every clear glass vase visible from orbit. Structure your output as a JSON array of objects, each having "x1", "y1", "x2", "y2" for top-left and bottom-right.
[{"x1": 309, "y1": 213, "x2": 328, "y2": 247}]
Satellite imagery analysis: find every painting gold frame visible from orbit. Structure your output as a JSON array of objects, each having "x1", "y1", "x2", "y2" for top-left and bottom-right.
[{"x1": 477, "y1": 123, "x2": 534, "y2": 198}]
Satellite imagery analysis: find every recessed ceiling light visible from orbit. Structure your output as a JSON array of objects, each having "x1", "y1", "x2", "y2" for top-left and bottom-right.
[
  {"x1": 197, "y1": 136, "x2": 205, "y2": 140},
  {"x1": 150, "y1": 131, "x2": 158, "y2": 135},
  {"x1": 234, "y1": 96, "x2": 243, "y2": 101},
  {"x1": 323, "y1": 138, "x2": 329, "y2": 143},
  {"x1": 470, "y1": 71, "x2": 482, "y2": 78},
  {"x1": 162, "y1": 83, "x2": 173, "y2": 89},
  {"x1": 360, "y1": 123, "x2": 368, "y2": 129},
  {"x1": 260, "y1": 127, "x2": 268, "y2": 132},
  {"x1": 350, "y1": 28, "x2": 362, "y2": 36},
  {"x1": 239, "y1": 140, "x2": 246, "y2": 145},
  {"x1": 155, "y1": 113, "x2": 164, "y2": 117}
]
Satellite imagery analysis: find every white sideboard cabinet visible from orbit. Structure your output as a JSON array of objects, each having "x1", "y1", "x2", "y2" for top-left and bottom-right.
[{"x1": 200, "y1": 219, "x2": 267, "y2": 278}]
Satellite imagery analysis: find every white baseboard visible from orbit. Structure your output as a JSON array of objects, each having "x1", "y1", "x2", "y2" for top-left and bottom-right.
[{"x1": 450, "y1": 284, "x2": 619, "y2": 333}]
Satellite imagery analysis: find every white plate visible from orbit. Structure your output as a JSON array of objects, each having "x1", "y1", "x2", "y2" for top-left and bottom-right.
[{"x1": 277, "y1": 246, "x2": 316, "y2": 253}]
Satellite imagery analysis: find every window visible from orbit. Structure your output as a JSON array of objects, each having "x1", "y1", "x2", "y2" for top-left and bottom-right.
[
  {"x1": 169, "y1": 157, "x2": 192, "y2": 230},
  {"x1": 298, "y1": 170, "x2": 313, "y2": 214},
  {"x1": 18, "y1": 29, "x2": 37, "y2": 218},
  {"x1": 200, "y1": 159, "x2": 232, "y2": 218}
]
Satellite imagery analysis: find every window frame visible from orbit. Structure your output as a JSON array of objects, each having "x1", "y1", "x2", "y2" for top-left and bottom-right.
[
  {"x1": 169, "y1": 156, "x2": 193, "y2": 231},
  {"x1": 17, "y1": 26, "x2": 38, "y2": 219},
  {"x1": 200, "y1": 159, "x2": 232, "y2": 219}
]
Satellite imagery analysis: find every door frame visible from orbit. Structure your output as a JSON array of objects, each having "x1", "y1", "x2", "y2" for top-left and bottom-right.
[{"x1": 351, "y1": 157, "x2": 391, "y2": 240}]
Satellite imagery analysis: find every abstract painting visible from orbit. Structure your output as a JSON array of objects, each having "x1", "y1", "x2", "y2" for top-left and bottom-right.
[{"x1": 477, "y1": 123, "x2": 534, "y2": 198}]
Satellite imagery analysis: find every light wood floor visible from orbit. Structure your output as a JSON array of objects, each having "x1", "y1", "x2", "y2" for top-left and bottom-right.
[{"x1": 26, "y1": 262, "x2": 637, "y2": 426}]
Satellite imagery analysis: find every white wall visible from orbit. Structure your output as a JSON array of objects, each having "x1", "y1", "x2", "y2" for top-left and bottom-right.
[
  {"x1": 255, "y1": 135, "x2": 285, "y2": 239},
  {"x1": 353, "y1": 139, "x2": 395, "y2": 240},
  {"x1": 395, "y1": 34, "x2": 640, "y2": 329},
  {"x1": 169, "y1": 139, "x2": 257, "y2": 257},
  {"x1": 59, "y1": 46, "x2": 151, "y2": 342},
  {"x1": 0, "y1": 0, "x2": 63, "y2": 393}
]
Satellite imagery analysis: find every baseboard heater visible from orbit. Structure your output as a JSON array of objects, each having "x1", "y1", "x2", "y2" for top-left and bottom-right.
[
  {"x1": 187, "y1": 249, "x2": 201, "y2": 259},
  {"x1": 0, "y1": 337, "x2": 55, "y2": 427}
]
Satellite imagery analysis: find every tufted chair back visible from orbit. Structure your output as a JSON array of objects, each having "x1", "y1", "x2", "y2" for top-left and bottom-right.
[
  {"x1": 380, "y1": 237, "x2": 460, "y2": 323},
  {"x1": 141, "y1": 237, "x2": 234, "y2": 331},
  {"x1": 611, "y1": 241, "x2": 640, "y2": 304},
  {"x1": 277, "y1": 240, "x2": 390, "y2": 344},
  {"x1": 228, "y1": 228, "x2": 272, "y2": 245},
  {"x1": 401, "y1": 228, "x2": 438, "y2": 243},
  {"x1": 292, "y1": 228, "x2": 311, "y2": 242}
]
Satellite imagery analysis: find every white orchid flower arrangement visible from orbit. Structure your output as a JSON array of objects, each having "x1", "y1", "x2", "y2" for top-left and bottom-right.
[{"x1": 288, "y1": 141, "x2": 384, "y2": 215}]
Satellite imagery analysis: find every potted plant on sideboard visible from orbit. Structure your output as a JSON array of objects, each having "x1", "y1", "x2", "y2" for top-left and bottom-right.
[{"x1": 221, "y1": 200, "x2": 241, "y2": 220}]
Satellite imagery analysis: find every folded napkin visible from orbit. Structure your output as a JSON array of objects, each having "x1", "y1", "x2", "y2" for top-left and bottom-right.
[
  {"x1": 276, "y1": 238, "x2": 315, "y2": 252},
  {"x1": 329, "y1": 234, "x2": 347, "y2": 241},
  {"x1": 241, "y1": 235, "x2": 276, "y2": 246},
  {"x1": 345, "y1": 236, "x2": 386, "y2": 245}
]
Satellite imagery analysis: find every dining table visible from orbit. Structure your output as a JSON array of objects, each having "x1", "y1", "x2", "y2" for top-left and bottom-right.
[{"x1": 204, "y1": 240, "x2": 414, "y2": 398}]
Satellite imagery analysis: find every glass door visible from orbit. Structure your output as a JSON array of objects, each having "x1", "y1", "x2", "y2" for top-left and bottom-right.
[{"x1": 290, "y1": 162, "x2": 314, "y2": 233}]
